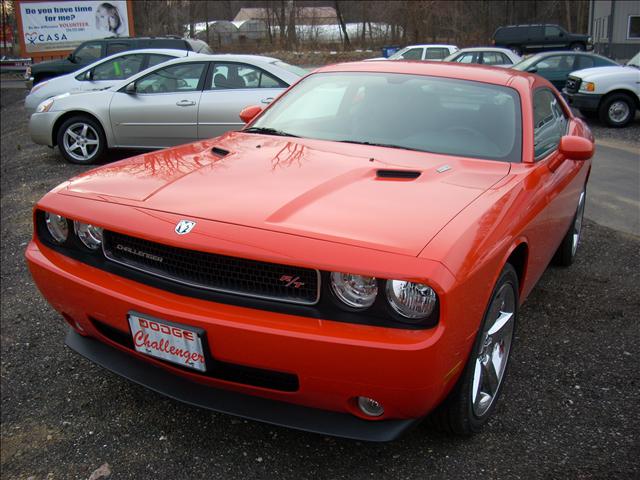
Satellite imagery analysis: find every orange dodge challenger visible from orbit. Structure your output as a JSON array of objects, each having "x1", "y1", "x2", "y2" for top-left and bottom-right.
[{"x1": 26, "y1": 61, "x2": 594, "y2": 441}]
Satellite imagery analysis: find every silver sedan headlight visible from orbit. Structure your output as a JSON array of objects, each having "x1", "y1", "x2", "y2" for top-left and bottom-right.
[
  {"x1": 36, "y1": 98, "x2": 54, "y2": 113},
  {"x1": 386, "y1": 280, "x2": 437, "y2": 321}
]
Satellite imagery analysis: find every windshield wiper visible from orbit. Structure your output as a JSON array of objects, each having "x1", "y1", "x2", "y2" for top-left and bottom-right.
[
  {"x1": 243, "y1": 127, "x2": 299, "y2": 137},
  {"x1": 337, "y1": 140, "x2": 428, "y2": 153}
]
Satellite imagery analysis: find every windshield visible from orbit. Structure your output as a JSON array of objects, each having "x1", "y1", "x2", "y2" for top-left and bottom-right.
[
  {"x1": 512, "y1": 55, "x2": 540, "y2": 71},
  {"x1": 248, "y1": 72, "x2": 522, "y2": 162},
  {"x1": 273, "y1": 61, "x2": 308, "y2": 77},
  {"x1": 627, "y1": 52, "x2": 640, "y2": 68}
]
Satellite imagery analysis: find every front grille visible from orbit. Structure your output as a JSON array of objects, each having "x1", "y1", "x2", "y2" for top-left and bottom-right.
[
  {"x1": 565, "y1": 76, "x2": 581, "y2": 93},
  {"x1": 102, "y1": 231, "x2": 320, "y2": 305}
]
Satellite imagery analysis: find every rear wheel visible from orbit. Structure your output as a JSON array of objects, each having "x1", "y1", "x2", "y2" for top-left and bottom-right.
[
  {"x1": 598, "y1": 93, "x2": 636, "y2": 128},
  {"x1": 570, "y1": 42, "x2": 586, "y2": 51},
  {"x1": 430, "y1": 264, "x2": 518, "y2": 435},
  {"x1": 56, "y1": 115, "x2": 106, "y2": 164},
  {"x1": 553, "y1": 188, "x2": 586, "y2": 267}
]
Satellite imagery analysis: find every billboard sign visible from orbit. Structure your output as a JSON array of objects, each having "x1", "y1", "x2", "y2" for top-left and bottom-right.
[{"x1": 19, "y1": 1, "x2": 131, "y2": 53}]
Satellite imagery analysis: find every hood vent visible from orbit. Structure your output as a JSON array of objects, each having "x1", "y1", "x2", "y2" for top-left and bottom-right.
[
  {"x1": 211, "y1": 147, "x2": 230, "y2": 157},
  {"x1": 376, "y1": 169, "x2": 421, "y2": 180}
]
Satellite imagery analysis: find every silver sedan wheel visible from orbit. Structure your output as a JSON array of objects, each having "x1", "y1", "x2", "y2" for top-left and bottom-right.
[
  {"x1": 608, "y1": 101, "x2": 630, "y2": 124},
  {"x1": 572, "y1": 191, "x2": 586, "y2": 256},
  {"x1": 62, "y1": 122, "x2": 100, "y2": 162},
  {"x1": 472, "y1": 282, "x2": 516, "y2": 418}
]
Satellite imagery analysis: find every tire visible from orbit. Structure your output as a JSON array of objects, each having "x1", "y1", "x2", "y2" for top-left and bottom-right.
[
  {"x1": 598, "y1": 93, "x2": 636, "y2": 128},
  {"x1": 508, "y1": 45, "x2": 522, "y2": 56},
  {"x1": 429, "y1": 264, "x2": 519, "y2": 435},
  {"x1": 56, "y1": 115, "x2": 106, "y2": 165},
  {"x1": 553, "y1": 188, "x2": 586, "y2": 267},
  {"x1": 570, "y1": 42, "x2": 586, "y2": 51}
]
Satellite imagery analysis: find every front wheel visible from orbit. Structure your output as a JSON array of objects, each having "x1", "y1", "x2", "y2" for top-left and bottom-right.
[
  {"x1": 570, "y1": 42, "x2": 586, "y2": 51},
  {"x1": 598, "y1": 93, "x2": 636, "y2": 128},
  {"x1": 56, "y1": 115, "x2": 106, "y2": 164},
  {"x1": 429, "y1": 264, "x2": 518, "y2": 435}
]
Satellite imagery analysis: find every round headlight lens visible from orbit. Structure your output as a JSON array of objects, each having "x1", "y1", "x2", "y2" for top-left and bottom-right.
[
  {"x1": 330, "y1": 272, "x2": 378, "y2": 309},
  {"x1": 386, "y1": 280, "x2": 437, "y2": 321},
  {"x1": 45, "y1": 212, "x2": 68, "y2": 243},
  {"x1": 74, "y1": 221, "x2": 103, "y2": 250}
]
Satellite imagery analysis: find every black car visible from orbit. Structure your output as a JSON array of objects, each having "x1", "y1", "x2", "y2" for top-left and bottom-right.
[
  {"x1": 27, "y1": 36, "x2": 212, "y2": 86},
  {"x1": 493, "y1": 24, "x2": 592, "y2": 56},
  {"x1": 512, "y1": 52, "x2": 617, "y2": 90}
]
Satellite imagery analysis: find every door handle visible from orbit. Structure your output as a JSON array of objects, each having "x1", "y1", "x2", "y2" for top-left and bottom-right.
[
  {"x1": 261, "y1": 97, "x2": 274, "y2": 104},
  {"x1": 176, "y1": 100, "x2": 196, "y2": 107}
]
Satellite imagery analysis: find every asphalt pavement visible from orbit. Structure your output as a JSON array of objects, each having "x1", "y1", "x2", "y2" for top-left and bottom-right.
[{"x1": 1, "y1": 84, "x2": 639, "y2": 480}]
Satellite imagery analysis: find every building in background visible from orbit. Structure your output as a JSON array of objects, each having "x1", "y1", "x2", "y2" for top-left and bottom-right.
[{"x1": 589, "y1": 0, "x2": 640, "y2": 59}]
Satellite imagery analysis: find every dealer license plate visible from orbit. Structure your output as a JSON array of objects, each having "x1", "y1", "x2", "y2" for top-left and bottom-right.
[{"x1": 128, "y1": 313, "x2": 207, "y2": 372}]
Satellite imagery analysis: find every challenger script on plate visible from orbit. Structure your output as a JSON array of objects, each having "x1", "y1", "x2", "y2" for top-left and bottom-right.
[{"x1": 128, "y1": 314, "x2": 206, "y2": 372}]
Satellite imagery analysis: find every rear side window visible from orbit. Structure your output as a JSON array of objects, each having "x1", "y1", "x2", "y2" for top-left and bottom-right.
[
  {"x1": 425, "y1": 48, "x2": 450, "y2": 60},
  {"x1": 74, "y1": 42, "x2": 102, "y2": 62},
  {"x1": 482, "y1": 51, "x2": 511, "y2": 65},
  {"x1": 106, "y1": 42, "x2": 131, "y2": 55},
  {"x1": 545, "y1": 26, "x2": 562, "y2": 37},
  {"x1": 533, "y1": 89, "x2": 568, "y2": 158},
  {"x1": 575, "y1": 55, "x2": 595, "y2": 69},
  {"x1": 398, "y1": 48, "x2": 424, "y2": 60},
  {"x1": 209, "y1": 63, "x2": 285, "y2": 89}
]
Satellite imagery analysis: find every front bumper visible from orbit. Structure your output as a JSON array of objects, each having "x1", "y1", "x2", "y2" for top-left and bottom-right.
[
  {"x1": 562, "y1": 90, "x2": 602, "y2": 112},
  {"x1": 29, "y1": 111, "x2": 59, "y2": 146},
  {"x1": 27, "y1": 239, "x2": 461, "y2": 440}
]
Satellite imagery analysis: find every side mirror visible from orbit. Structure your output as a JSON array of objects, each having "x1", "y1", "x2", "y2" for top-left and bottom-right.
[
  {"x1": 84, "y1": 69, "x2": 93, "y2": 81},
  {"x1": 124, "y1": 82, "x2": 136, "y2": 94},
  {"x1": 559, "y1": 135, "x2": 594, "y2": 161},
  {"x1": 68, "y1": 53, "x2": 77, "y2": 63},
  {"x1": 239, "y1": 105, "x2": 262, "y2": 124}
]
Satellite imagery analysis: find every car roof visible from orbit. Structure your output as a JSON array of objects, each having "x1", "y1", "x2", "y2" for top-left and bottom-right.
[
  {"x1": 314, "y1": 60, "x2": 534, "y2": 87},
  {"x1": 402, "y1": 44, "x2": 457, "y2": 48},
  {"x1": 526, "y1": 51, "x2": 614, "y2": 60},
  {"x1": 453, "y1": 47, "x2": 516, "y2": 53}
]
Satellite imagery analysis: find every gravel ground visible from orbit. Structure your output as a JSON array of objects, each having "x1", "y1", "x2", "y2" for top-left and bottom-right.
[{"x1": 2, "y1": 87, "x2": 640, "y2": 480}]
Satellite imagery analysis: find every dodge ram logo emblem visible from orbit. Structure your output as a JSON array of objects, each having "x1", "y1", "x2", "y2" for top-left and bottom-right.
[{"x1": 175, "y1": 220, "x2": 196, "y2": 235}]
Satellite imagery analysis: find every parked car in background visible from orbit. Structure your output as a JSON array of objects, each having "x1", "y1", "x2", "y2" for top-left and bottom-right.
[
  {"x1": 367, "y1": 44, "x2": 458, "y2": 61},
  {"x1": 25, "y1": 49, "x2": 202, "y2": 115},
  {"x1": 26, "y1": 60, "x2": 594, "y2": 441},
  {"x1": 26, "y1": 36, "x2": 213, "y2": 87},
  {"x1": 29, "y1": 55, "x2": 305, "y2": 163},
  {"x1": 493, "y1": 24, "x2": 592, "y2": 56},
  {"x1": 512, "y1": 51, "x2": 618, "y2": 90},
  {"x1": 563, "y1": 51, "x2": 640, "y2": 127},
  {"x1": 443, "y1": 47, "x2": 521, "y2": 67}
]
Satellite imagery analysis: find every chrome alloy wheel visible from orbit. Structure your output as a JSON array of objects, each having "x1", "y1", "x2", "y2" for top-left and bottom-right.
[
  {"x1": 572, "y1": 191, "x2": 586, "y2": 256},
  {"x1": 63, "y1": 122, "x2": 100, "y2": 162},
  {"x1": 472, "y1": 282, "x2": 516, "y2": 417},
  {"x1": 608, "y1": 101, "x2": 631, "y2": 124}
]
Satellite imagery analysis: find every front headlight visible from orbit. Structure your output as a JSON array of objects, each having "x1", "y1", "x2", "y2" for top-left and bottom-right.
[
  {"x1": 579, "y1": 81, "x2": 595, "y2": 93},
  {"x1": 386, "y1": 280, "x2": 437, "y2": 321},
  {"x1": 330, "y1": 272, "x2": 378, "y2": 309},
  {"x1": 73, "y1": 221, "x2": 103, "y2": 250},
  {"x1": 45, "y1": 212, "x2": 69, "y2": 243},
  {"x1": 36, "y1": 98, "x2": 54, "y2": 113}
]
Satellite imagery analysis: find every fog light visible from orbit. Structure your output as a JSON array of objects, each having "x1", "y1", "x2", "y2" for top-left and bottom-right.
[{"x1": 357, "y1": 396, "x2": 384, "y2": 417}]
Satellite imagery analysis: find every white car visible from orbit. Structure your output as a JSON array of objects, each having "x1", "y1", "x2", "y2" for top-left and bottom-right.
[
  {"x1": 29, "y1": 55, "x2": 306, "y2": 164},
  {"x1": 367, "y1": 44, "x2": 459, "y2": 62},
  {"x1": 25, "y1": 49, "x2": 203, "y2": 115},
  {"x1": 443, "y1": 47, "x2": 521, "y2": 67},
  {"x1": 563, "y1": 51, "x2": 640, "y2": 127}
]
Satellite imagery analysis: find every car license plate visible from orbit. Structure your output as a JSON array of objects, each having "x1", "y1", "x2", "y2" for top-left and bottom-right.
[{"x1": 128, "y1": 313, "x2": 207, "y2": 372}]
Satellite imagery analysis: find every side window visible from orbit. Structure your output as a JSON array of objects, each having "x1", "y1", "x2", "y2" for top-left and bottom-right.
[
  {"x1": 147, "y1": 54, "x2": 174, "y2": 68},
  {"x1": 425, "y1": 48, "x2": 449, "y2": 60},
  {"x1": 482, "y1": 52, "x2": 510, "y2": 65},
  {"x1": 399, "y1": 48, "x2": 424, "y2": 60},
  {"x1": 545, "y1": 26, "x2": 562, "y2": 37},
  {"x1": 106, "y1": 42, "x2": 130, "y2": 55},
  {"x1": 209, "y1": 63, "x2": 285, "y2": 89},
  {"x1": 455, "y1": 52, "x2": 476, "y2": 64},
  {"x1": 575, "y1": 55, "x2": 595, "y2": 69},
  {"x1": 535, "y1": 55, "x2": 572, "y2": 72},
  {"x1": 92, "y1": 54, "x2": 145, "y2": 81},
  {"x1": 135, "y1": 63, "x2": 206, "y2": 94},
  {"x1": 74, "y1": 42, "x2": 102, "y2": 63},
  {"x1": 533, "y1": 89, "x2": 568, "y2": 159}
]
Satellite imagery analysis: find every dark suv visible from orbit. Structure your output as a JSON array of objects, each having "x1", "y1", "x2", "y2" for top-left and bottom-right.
[
  {"x1": 493, "y1": 24, "x2": 592, "y2": 56},
  {"x1": 27, "y1": 36, "x2": 212, "y2": 86}
]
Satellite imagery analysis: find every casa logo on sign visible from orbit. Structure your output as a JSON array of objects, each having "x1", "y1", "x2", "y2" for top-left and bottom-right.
[{"x1": 175, "y1": 220, "x2": 196, "y2": 235}]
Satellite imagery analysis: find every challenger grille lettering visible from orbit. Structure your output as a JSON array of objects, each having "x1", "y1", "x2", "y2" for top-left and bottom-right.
[{"x1": 115, "y1": 244, "x2": 164, "y2": 263}]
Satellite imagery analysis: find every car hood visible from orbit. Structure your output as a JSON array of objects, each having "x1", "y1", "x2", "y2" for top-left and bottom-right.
[
  {"x1": 570, "y1": 65, "x2": 633, "y2": 79},
  {"x1": 61, "y1": 133, "x2": 510, "y2": 256}
]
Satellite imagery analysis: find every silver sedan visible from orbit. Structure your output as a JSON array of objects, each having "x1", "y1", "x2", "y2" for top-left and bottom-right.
[
  {"x1": 29, "y1": 55, "x2": 306, "y2": 164},
  {"x1": 443, "y1": 47, "x2": 522, "y2": 67},
  {"x1": 24, "y1": 49, "x2": 202, "y2": 115}
]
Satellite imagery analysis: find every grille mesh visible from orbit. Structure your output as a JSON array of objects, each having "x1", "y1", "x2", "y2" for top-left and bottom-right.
[
  {"x1": 565, "y1": 77, "x2": 581, "y2": 94},
  {"x1": 103, "y1": 231, "x2": 320, "y2": 305}
]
